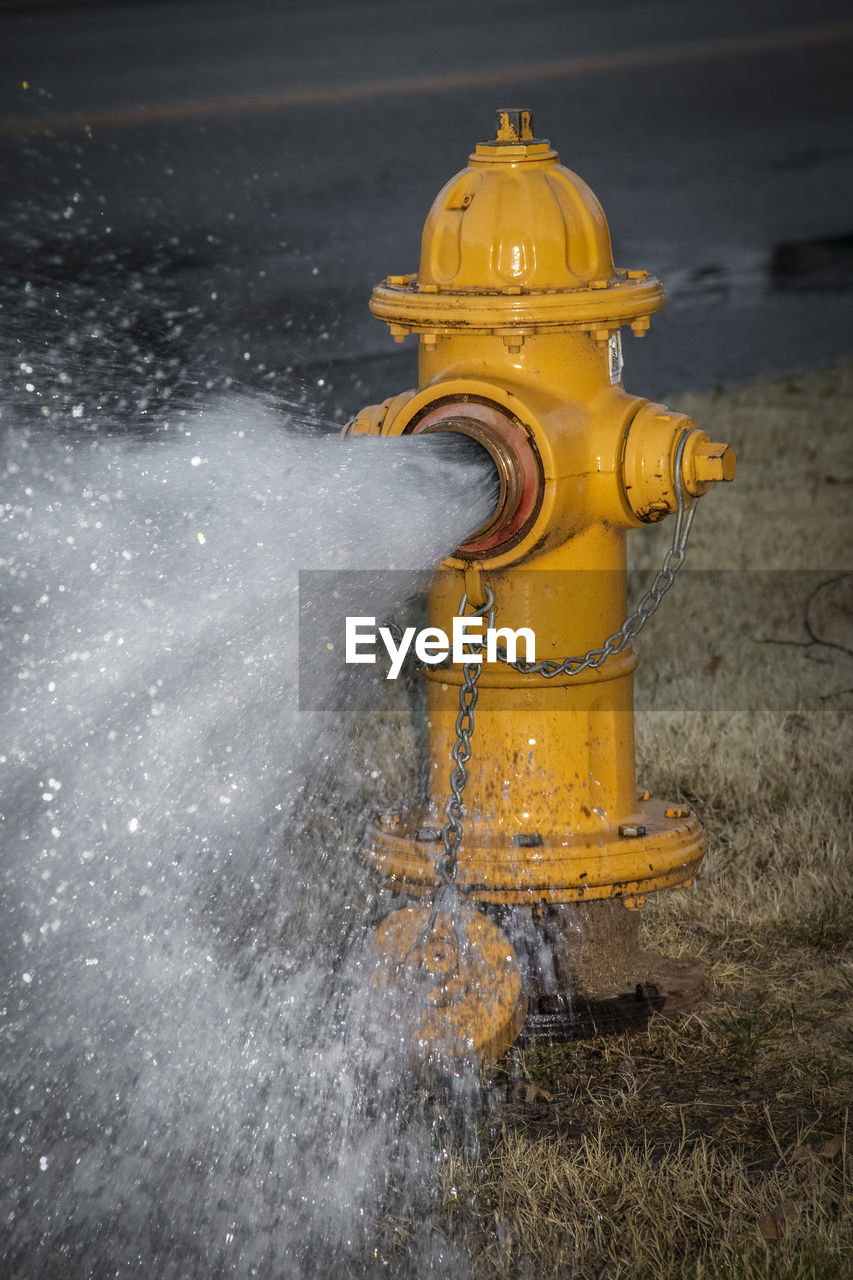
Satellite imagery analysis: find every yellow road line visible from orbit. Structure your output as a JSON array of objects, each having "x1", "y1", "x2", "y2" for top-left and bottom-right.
[{"x1": 3, "y1": 22, "x2": 852, "y2": 138}]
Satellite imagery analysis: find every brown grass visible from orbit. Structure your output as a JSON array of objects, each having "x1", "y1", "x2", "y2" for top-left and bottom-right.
[
  {"x1": 364, "y1": 360, "x2": 853, "y2": 1278},
  {"x1": 441, "y1": 686, "x2": 853, "y2": 1275}
]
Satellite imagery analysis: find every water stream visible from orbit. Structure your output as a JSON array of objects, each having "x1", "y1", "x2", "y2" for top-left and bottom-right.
[{"x1": 0, "y1": 396, "x2": 497, "y2": 1278}]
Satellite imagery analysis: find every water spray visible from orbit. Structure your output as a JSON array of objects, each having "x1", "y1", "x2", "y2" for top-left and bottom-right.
[{"x1": 346, "y1": 109, "x2": 736, "y2": 1064}]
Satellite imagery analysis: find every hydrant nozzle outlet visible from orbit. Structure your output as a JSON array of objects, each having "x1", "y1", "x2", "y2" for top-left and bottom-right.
[
  {"x1": 622, "y1": 407, "x2": 736, "y2": 522},
  {"x1": 413, "y1": 414, "x2": 530, "y2": 552}
]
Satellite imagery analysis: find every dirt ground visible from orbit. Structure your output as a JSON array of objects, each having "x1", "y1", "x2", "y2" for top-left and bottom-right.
[{"x1": 368, "y1": 360, "x2": 853, "y2": 1278}]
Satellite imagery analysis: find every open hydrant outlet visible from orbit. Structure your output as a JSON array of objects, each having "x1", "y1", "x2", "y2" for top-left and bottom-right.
[
  {"x1": 407, "y1": 402, "x2": 543, "y2": 557},
  {"x1": 347, "y1": 109, "x2": 735, "y2": 1062}
]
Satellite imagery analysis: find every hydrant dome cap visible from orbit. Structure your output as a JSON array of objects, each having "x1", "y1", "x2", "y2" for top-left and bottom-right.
[
  {"x1": 419, "y1": 154, "x2": 613, "y2": 293},
  {"x1": 369, "y1": 113, "x2": 665, "y2": 333}
]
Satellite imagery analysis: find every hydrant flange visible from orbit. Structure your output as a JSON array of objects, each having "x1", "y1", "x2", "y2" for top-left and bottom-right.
[{"x1": 364, "y1": 798, "x2": 703, "y2": 904}]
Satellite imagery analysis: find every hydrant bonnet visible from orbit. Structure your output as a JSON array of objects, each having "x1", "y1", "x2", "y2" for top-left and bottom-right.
[{"x1": 370, "y1": 108, "x2": 666, "y2": 341}]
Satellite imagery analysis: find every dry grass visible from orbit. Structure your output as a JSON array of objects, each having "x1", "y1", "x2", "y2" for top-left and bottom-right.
[
  {"x1": 439, "y1": 689, "x2": 852, "y2": 1277},
  {"x1": 438, "y1": 1117, "x2": 851, "y2": 1278},
  {"x1": 371, "y1": 360, "x2": 853, "y2": 1278}
]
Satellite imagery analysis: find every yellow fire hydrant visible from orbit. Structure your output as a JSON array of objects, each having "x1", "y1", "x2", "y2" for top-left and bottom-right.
[{"x1": 346, "y1": 110, "x2": 735, "y2": 1064}]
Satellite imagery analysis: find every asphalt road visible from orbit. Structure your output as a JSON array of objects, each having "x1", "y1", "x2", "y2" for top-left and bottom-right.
[{"x1": 2, "y1": 0, "x2": 852, "y2": 421}]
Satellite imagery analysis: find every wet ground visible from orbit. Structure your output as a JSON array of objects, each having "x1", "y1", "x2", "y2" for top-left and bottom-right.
[{"x1": 1, "y1": 0, "x2": 852, "y2": 420}]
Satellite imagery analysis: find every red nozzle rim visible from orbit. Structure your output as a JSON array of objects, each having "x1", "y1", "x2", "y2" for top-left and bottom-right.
[{"x1": 406, "y1": 398, "x2": 543, "y2": 557}]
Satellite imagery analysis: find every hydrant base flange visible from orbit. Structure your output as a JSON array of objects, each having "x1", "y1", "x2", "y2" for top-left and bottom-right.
[{"x1": 363, "y1": 799, "x2": 703, "y2": 904}]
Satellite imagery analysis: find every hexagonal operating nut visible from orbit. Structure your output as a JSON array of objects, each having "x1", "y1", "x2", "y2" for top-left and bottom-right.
[
  {"x1": 693, "y1": 441, "x2": 736, "y2": 482},
  {"x1": 682, "y1": 433, "x2": 737, "y2": 495}
]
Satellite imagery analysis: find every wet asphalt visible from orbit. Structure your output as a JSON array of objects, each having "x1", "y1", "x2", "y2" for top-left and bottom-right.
[{"x1": 1, "y1": 0, "x2": 852, "y2": 418}]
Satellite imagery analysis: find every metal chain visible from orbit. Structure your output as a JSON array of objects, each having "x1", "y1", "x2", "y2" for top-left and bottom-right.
[
  {"x1": 436, "y1": 589, "x2": 494, "y2": 891},
  {"x1": 410, "y1": 589, "x2": 494, "y2": 946}
]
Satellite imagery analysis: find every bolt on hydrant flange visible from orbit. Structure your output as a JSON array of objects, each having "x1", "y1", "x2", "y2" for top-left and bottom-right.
[{"x1": 347, "y1": 109, "x2": 735, "y2": 1063}]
